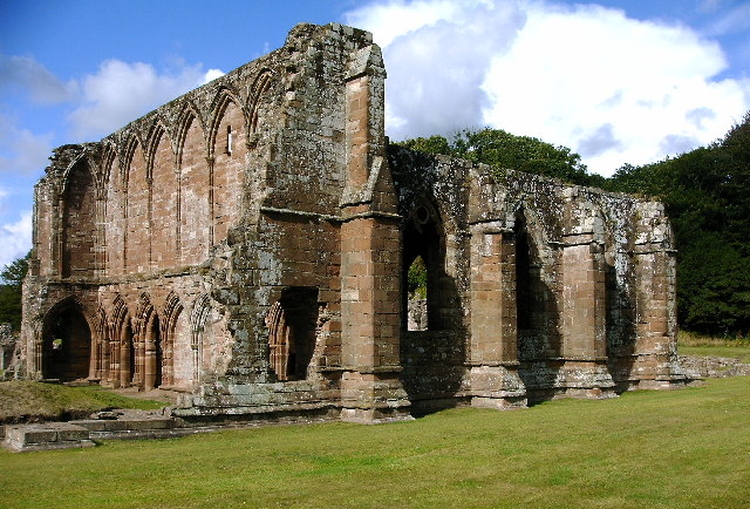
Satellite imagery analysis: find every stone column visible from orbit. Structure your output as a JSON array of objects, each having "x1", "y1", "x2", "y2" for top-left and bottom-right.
[
  {"x1": 144, "y1": 324, "x2": 157, "y2": 390},
  {"x1": 88, "y1": 334, "x2": 101, "y2": 381},
  {"x1": 558, "y1": 192, "x2": 615, "y2": 398},
  {"x1": 118, "y1": 327, "x2": 131, "y2": 387},
  {"x1": 468, "y1": 223, "x2": 526, "y2": 409},
  {"x1": 340, "y1": 215, "x2": 410, "y2": 422},
  {"x1": 558, "y1": 233, "x2": 615, "y2": 397},
  {"x1": 632, "y1": 202, "x2": 684, "y2": 387},
  {"x1": 338, "y1": 43, "x2": 410, "y2": 423}
]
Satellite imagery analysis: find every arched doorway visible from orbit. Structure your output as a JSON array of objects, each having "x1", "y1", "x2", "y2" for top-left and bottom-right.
[{"x1": 42, "y1": 302, "x2": 91, "y2": 381}]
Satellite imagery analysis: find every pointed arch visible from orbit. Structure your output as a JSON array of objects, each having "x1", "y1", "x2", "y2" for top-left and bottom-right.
[
  {"x1": 104, "y1": 141, "x2": 126, "y2": 275},
  {"x1": 61, "y1": 155, "x2": 98, "y2": 278},
  {"x1": 111, "y1": 294, "x2": 134, "y2": 387},
  {"x1": 248, "y1": 69, "x2": 274, "y2": 133},
  {"x1": 125, "y1": 136, "x2": 150, "y2": 271},
  {"x1": 402, "y1": 199, "x2": 450, "y2": 331},
  {"x1": 210, "y1": 88, "x2": 247, "y2": 243},
  {"x1": 145, "y1": 120, "x2": 174, "y2": 177},
  {"x1": 41, "y1": 297, "x2": 92, "y2": 381},
  {"x1": 149, "y1": 122, "x2": 179, "y2": 268},
  {"x1": 93, "y1": 305, "x2": 109, "y2": 381},
  {"x1": 189, "y1": 294, "x2": 212, "y2": 384},
  {"x1": 513, "y1": 206, "x2": 561, "y2": 367},
  {"x1": 134, "y1": 293, "x2": 162, "y2": 389},
  {"x1": 161, "y1": 291, "x2": 186, "y2": 388},
  {"x1": 176, "y1": 104, "x2": 207, "y2": 167},
  {"x1": 207, "y1": 87, "x2": 245, "y2": 156},
  {"x1": 266, "y1": 301, "x2": 291, "y2": 380},
  {"x1": 179, "y1": 108, "x2": 211, "y2": 265}
]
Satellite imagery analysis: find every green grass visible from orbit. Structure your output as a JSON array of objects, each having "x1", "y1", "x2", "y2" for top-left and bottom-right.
[
  {"x1": 677, "y1": 331, "x2": 750, "y2": 362},
  {"x1": 2, "y1": 377, "x2": 749, "y2": 509},
  {"x1": 0, "y1": 381, "x2": 165, "y2": 423}
]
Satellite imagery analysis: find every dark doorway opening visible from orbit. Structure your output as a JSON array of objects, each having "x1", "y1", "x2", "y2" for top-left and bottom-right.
[
  {"x1": 43, "y1": 303, "x2": 91, "y2": 381},
  {"x1": 267, "y1": 287, "x2": 319, "y2": 381}
]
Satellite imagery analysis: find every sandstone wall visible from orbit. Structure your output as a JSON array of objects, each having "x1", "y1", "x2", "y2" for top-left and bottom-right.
[{"x1": 21, "y1": 23, "x2": 683, "y2": 423}]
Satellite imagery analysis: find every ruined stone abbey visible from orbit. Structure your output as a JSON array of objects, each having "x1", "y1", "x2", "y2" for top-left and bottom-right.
[{"x1": 20, "y1": 23, "x2": 684, "y2": 423}]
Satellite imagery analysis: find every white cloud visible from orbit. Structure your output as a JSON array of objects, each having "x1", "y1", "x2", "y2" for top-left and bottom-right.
[
  {"x1": 0, "y1": 113, "x2": 53, "y2": 174},
  {"x1": 203, "y1": 69, "x2": 225, "y2": 83},
  {"x1": 0, "y1": 55, "x2": 76, "y2": 104},
  {"x1": 68, "y1": 60, "x2": 213, "y2": 140},
  {"x1": 0, "y1": 209, "x2": 32, "y2": 270},
  {"x1": 350, "y1": 0, "x2": 527, "y2": 140},
  {"x1": 348, "y1": 0, "x2": 750, "y2": 176}
]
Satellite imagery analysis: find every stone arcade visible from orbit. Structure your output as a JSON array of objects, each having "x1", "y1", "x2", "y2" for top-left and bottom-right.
[{"x1": 20, "y1": 23, "x2": 684, "y2": 423}]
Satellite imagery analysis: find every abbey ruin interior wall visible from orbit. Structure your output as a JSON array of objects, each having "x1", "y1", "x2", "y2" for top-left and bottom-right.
[{"x1": 20, "y1": 23, "x2": 684, "y2": 423}]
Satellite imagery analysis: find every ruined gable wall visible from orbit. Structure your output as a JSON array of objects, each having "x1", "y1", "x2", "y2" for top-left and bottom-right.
[{"x1": 22, "y1": 24, "x2": 377, "y2": 397}]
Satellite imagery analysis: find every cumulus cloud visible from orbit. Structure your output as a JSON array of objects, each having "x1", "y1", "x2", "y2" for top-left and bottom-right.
[
  {"x1": 0, "y1": 55, "x2": 76, "y2": 104},
  {"x1": 348, "y1": 0, "x2": 526, "y2": 139},
  {"x1": 68, "y1": 60, "x2": 216, "y2": 140},
  {"x1": 0, "y1": 209, "x2": 32, "y2": 270},
  {"x1": 348, "y1": 0, "x2": 750, "y2": 175},
  {"x1": 0, "y1": 114, "x2": 53, "y2": 174},
  {"x1": 203, "y1": 68, "x2": 226, "y2": 83}
]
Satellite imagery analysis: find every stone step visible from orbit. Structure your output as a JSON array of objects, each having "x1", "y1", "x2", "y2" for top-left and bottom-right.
[
  {"x1": 3, "y1": 422, "x2": 95, "y2": 452},
  {"x1": 2, "y1": 414, "x2": 184, "y2": 452}
]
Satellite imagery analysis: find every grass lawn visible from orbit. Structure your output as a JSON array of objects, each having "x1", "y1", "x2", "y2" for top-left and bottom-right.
[
  {"x1": 1, "y1": 377, "x2": 749, "y2": 509},
  {"x1": 0, "y1": 381, "x2": 165, "y2": 423},
  {"x1": 677, "y1": 331, "x2": 750, "y2": 363}
]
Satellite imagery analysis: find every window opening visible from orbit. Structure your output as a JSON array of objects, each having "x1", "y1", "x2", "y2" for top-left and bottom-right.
[
  {"x1": 226, "y1": 125, "x2": 233, "y2": 155},
  {"x1": 407, "y1": 256, "x2": 428, "y2": 331}
]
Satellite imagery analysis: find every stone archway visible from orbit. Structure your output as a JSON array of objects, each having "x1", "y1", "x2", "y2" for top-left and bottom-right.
[{"x1": 42, "y1": 302, "x2": 92, "y2": 381}]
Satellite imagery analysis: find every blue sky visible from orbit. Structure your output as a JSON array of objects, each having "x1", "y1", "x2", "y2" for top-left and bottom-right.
[{"x1": 1, "y1": 0, "x2": 749, "y2": 270}]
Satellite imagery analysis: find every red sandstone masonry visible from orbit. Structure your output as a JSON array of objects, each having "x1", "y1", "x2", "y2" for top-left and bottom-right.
[{"x1": 20, "y1": 23, "x2": 684, "y2": 425}]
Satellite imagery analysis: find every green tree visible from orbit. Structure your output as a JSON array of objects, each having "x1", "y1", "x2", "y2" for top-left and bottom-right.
[
  {"x1": 398, "y1": 128, "x2": 598, "y2": 186},
  {"x1": 0, "y1": 252, "x2": 30, "y2": 330},
  {"x1": 607, "y1": 111, "x2": 750, "y2": 336}
]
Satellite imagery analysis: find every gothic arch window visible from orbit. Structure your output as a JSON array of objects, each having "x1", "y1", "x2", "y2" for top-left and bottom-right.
[
  {"x1": 210, "y1": 92, "x2": 246, "y2": 243},
  {"x1": 149, "y1": 125, "x2": 178, "y2": 269},
  {"x1": 61, "y1": 157, "x2": 97, "y2": 278},
  {"x1": 179, "y1": 113, "x2": 211, "y2": 264},
  {"x1": 402, "y1": 202, "x2": 450, "y2": 331}
]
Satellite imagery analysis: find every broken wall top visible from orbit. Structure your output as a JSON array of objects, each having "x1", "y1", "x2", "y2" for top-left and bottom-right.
[
  {"x1": 36, "y1": 23, "x2": 384, "y2": 219},
  {"x1": 388, "y1": 145, "x2": 675, "y2": 252}
]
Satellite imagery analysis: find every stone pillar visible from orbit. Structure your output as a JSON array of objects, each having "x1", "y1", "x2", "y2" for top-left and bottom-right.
[
  {"x1": 88, "y1": 334, "x2": 101, "y2": 381},
  {"x1": 340, "y1": 215, "x2": 410, "y2": 422},
  {"x1": 561, "y1": 235, "x2": 606, "y2": 358},
  {"x1": 118, "y1": 327, "x2": 131, "y2": 387},
  {"x1": 338, "y1": 43, "x2": 410, "y2": 423},
  {"x1": 558, "y1": 193, "x2": 615, "y2": 398},
  {"x1": 468, "y1": 223, "x2": 526, "y2": 409},
  {"x1": 144, "y1": 326, "x2": 157, "y2": 390},
  {"x1": 632, "y1": 202, "x2": 684, "y2": 387}
]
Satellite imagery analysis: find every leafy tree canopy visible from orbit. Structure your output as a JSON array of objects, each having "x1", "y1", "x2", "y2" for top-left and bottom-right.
[
  {"x1": 399, "y1": 113, "x2": 750, "y2": 337},
  {"x1": 0, "y1": 252, "x2": 30, "y2": 330},
  {"x1": 398, "y1": 128, "x2": 600, "y2": 186},
  {"x1": 604, "y1": 112, "x2": 750, "y2": 336}
]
